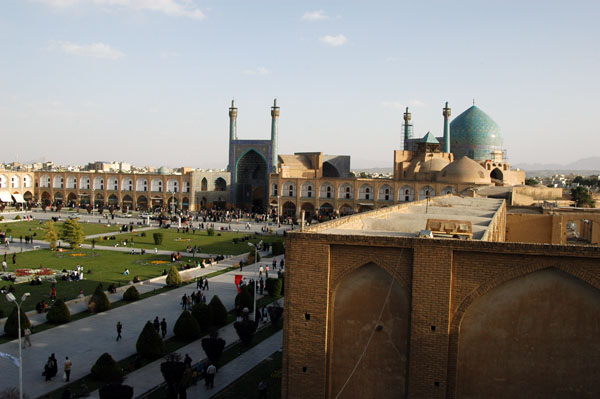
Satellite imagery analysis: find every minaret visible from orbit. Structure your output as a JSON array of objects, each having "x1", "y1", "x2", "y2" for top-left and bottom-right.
[
  {"x1": 270, "y1": 98, "x2": 280, "y2": 173},
  {"x1": 443, "y1": 101, "x2": 451, "y2": 153},
  {"x1": 403, "y1": 107, "x2": 413, "y2": 150},
  {"x1": 229, "y1": 100, "x2": 238, "y2": 142}
]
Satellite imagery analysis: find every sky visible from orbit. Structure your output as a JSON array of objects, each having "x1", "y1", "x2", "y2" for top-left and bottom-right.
[{"x1": 1, "y1": 0, "x2": 599, "y2": 169}]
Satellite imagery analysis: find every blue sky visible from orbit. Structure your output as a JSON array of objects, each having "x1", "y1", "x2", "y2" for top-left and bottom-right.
[{"x1": 1, "y1": 0, "x2": 599, "y2": 169}]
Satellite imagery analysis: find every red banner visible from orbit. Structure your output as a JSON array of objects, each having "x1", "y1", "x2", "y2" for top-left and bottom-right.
[{"x1": 235, "y1": 274, "x2": 243, "y2": 293}]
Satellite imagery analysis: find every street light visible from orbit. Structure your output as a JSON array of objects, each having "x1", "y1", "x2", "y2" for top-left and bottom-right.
[
  {"x1": 6, "y1": 292, "x2": 30, "y2": 399},
  {"x1": 247, "y1": 240, "x2": 263, "y2": 322}
]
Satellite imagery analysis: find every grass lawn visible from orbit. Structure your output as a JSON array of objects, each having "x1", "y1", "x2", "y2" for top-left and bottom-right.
[
  {"x1": 0, "y1": 248, "x2": 189, "y2": 315},
  {"x1": 85, "y1": 228, "x2": 284, "y2": 255},
  {"x1": 0, "y1": 220, "x2": 122, "y2": 240}
]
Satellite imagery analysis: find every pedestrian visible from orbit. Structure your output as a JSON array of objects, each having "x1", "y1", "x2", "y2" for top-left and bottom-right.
[
  {"x1": 44, "y1": 353, "x2": 58, "y2": 381},
  {"x1": 23, "y1": 326, "x2": 32, "y2": 348},
  {"x1": 196, "y1": 277, "x2": 202, "y2": 290},
  {"x1": 265, "y1": 265, "x2": 269, "y2": 279},
  {"x1": 50, "y1": 284, "x2": 56, "y2": 301},
  {"x1": 184, "y1": 354, "x2": 192, "y2": 369},
  {"x1": 203, "y1": 278, "x2": 209, "y2": 290},
  {"x1": 181, "y1": 294, "x2": 188, "y2": 310},
  {"x1": 154, "y1": 316, "x2": 160, "y2": 331},
  {"x1": 160, "y1": 318, "x2": 167, "y2": 338},
  {"x1": 258, "y1": 380, "x2": 268, "y2": 398},
  {"x1": 259, "y1": 278, "x2": 264, "y2": 295},
  {"x1": 12, "y1": 253, "x2": 16, "y2": 265},
  {"x1": 259, "y1": 265, "x2": 263, "y2": 278},
  {"x1": 272, "y1": 258, "x2": 277, "y2": 271},
  {"x1": 64, "y1": 357, "x2": 72, "y2": 382},
  {"x1": 1, "y1": 260, "x2": 6, "y2": 272},
  {"x1": 205, "y1": 362, "x2": 216, "y2": 389},
  {"x1": 239, "y1": 261, "x2": 243, "y2": 272},
  {"x1": 116, "y1": 321, "x2": 123, "y2": 341},
  {"x1": 280, "y1": 258, "x2": 284, "y2": 269}
]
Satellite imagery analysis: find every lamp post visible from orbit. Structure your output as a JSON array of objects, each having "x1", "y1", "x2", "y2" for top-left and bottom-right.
[
  {"x1": 6, "y1": 292, "x2": 30, "y2": 399},
  {"x1": 247, "y1": 240, "x2": 263, "y2": 322}
]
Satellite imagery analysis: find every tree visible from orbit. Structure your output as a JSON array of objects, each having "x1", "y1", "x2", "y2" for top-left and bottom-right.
[
  {"x1": 265, "y1": 278, "x2": 283, "y2": 297},
  {"x1": 235, "y1": 287, "x2": 253, "y2": 313},
  {"x1": 153, "y1": 232, "x2": 164, "y2": 245},
  {"x1": 61, "y1": 218, "x2": 85, "y2": 249},
  {"x1": 166, "y1": 266, "x2": 182, "y2": 287},
  {"x1": 99, "y1": 383, "x2": 133, "y2": 399},
  {"x1": 4, "y1": 307, "x2": 31, "y2": 338},
  {"x1": 525, "y1": 178, "x2": 539, "y2": 186},
  {"x1": 173, "y1": 310, "x2": 202, "y2": 341},
  {"x1": 160, "y1": 354, "x2": 188, "y2": 399},
  {"x1": 234, "y1": 317, "x2": 257, "y2": 346},
  {"x1": 201, "y1": 332, "x2": 226, "y2": 366},
  {"x1": 88, "y1": 283, "x2": 111, "y2": 313},
  {"x1": 123, "y1": 286, "x2": 140, "y2": 302},
  {"x1": 91, "y1": 352, "x2": 123, "y2": 383},
  {"x1": 191, "y1": 303, "x2": 212, "y2": 332},
  {"x1": 136, "y1": 321, "x2": 165, "y2": 359},
  {"x1": 46, "y1": 299, "x2": 71, "y2": 324},
  {"x1": 571, "y1": 186, "x2": 596, "y2": 208},
  {"x1": 268, "y1": 303, "x2": 284, "y2": 328},
  {"x1": 43, "y1": 220, "x2": 59, "y2": 250},
  {"x1": 208, "y1": 295, "x2": 228, "y2": 327}
]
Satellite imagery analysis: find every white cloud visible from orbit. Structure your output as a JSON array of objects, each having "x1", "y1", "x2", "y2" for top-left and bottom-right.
[
  {"x1": 381, "y1": 99, "x2": 426, "y2": 110},
  {"x1": 302, "y1": 10, "x2": 329, "y2": 21},
  {"x1": 160, "y1": 50, "x2": 179, "y2": 59},
  {"x1": 243, "y1": 67, "x2": 271, "y2": 76},
  {"x1": 52, "y1": 41, "x2": 125, "y2": 60},
  {"x1": 31, "y1": 0, "x2": 206, "y2": 20},
  {"x1": 319, "y1": 34, "x2": 347, "y2": 47}
]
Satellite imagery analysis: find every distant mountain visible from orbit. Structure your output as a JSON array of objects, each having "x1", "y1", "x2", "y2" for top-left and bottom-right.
[{"x1": 514, "y1": 157, "x2": 600, "y2": 172}]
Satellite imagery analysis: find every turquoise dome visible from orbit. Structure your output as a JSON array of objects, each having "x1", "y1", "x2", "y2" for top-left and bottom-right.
[
  {"x1": 450, "y1": 105, "x2": 503, "y2": 161},
  {"x1": 158, "y1": 166, "x2": 169, "y2": 175}
]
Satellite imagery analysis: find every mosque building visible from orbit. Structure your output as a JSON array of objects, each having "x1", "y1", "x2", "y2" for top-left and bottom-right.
[{"x1": 269, "y1": 102, "x2": 526, "y2": 220}]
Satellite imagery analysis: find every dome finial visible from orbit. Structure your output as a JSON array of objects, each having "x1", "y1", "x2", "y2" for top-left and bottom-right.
[{"x1": 473, "y1": 98, "x2": 475, "y2": 105}]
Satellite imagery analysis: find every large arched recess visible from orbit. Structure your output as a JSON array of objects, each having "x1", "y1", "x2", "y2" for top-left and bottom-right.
[
  {"x1": 328, "y1": 263, "x2": 409, "y2": 399},
  {"x1": 456, "y1": 268, "x2": 600, "y2": 399},
  {"x1": 235, "y1": 149, "x2": 268, "y2": 212}
]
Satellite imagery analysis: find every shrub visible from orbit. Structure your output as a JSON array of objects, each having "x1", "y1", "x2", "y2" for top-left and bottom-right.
[
  {"x1": 136, "y1": 321, "x2": 165, "y2": 359},
  {"x1": 43, "y1": 220, "x2": 59, "y2": 250},
  {"x1": 99, "y1": 383, "x2": 133, "y2": 399},
  {"x1": 140, "y1": 232, "x2": 147, "y2": 237},
  {"x1": 123, "y1": 286, "x2": 140, "y2": 302},
  {"x1": 232, "y1": 238, "x2": 239, "y2": 244},
  {"x1": 88, "y1": 283, "x2": 111, "y2": 313},
  {"x1": 271, "y1": 241, "x2": 285, "y2": 256},
  {"x1": 208, "y1": 295, "x2": 228, "y2": 327},
  {"x1": 160, "y1": 356, "x2": 187, "y2": 399},
  {"x1": 4, "y1": 307, "x2": 31, "y2": 338},
  {"x1": 207, "y1": 228, "x2": 215, "y2": 236},
  {"x1": 46, "y1": 299, "x2": 71, "y2": 324},
  {"x1": 268, "y1": 303, "x2": 284, "y2": 327},
  {"x1": 201, "y1": 333, "x2": 225, "y2": 366},
  {"x1": 153, "y1": 232, "x2": 164, "y2": 245},
  {"x1": 14, "y1": 215, "x2": 21, "y2": 220},
  {"x1": 173, "y1": 310, "x2": 202, "y2": 341},
  {"x1": 91, "y1": 352, "x2": 123, "y2": 383},
  {"x1": 234, "y1": 318, "x2": 257, "y2": 346},
  {"x1": 0, "y1": 216, "x2": 4, "y2": 221},
  {"x1": 165, "y1": 266, "x2": 182, "y2": 287},
  {"x1": 265, "y1": 278, "x2": 283, "y2": 297},
  {"x1": 191, "y1": 303, "x2": 212, "y2": 332},
  {"x1": 235, "y1": 286, "x2": 254, "y2": 312}
]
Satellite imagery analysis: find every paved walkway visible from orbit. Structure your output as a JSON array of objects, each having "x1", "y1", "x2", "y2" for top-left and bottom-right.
[{"x1": 0, "y1": 252, "x2": 285, "y2": 399}]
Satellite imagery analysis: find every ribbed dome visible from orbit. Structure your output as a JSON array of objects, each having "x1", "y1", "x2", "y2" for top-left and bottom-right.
[
  {"x1": 157, "y1": 166, "x2": 170, "y2": 175},
  {"x1": 450, "y1": 105, "x2": 503, "y2": 161},
  {"x1": 438, "y1": 156, "x2": 490, "y2": 184}
]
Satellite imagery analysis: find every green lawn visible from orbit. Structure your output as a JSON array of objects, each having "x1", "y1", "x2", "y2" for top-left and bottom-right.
[
  {"x1": 85, "y1": 228, "x2": 284, "y2": 255},
  {"x1": 0, "y1": 220, "x2": 122, "y2": 240},
  {"x1": 0, "y1": 248, "x2": 190, "y2": 316}
]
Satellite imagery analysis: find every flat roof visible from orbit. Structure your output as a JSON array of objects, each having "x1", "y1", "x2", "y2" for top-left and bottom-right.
[{"x1": 310, "y1": 195, "x2": 505, "y2": 240}]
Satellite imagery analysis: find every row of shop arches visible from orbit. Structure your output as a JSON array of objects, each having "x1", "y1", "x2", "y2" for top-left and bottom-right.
[
  {"x1": 38, "y1": 176, "x2": 191, "y2": 193},
  {"x1": 39, "y1": 192, "x2": 189, "y2": 210},
  {"x1": 274, "y1": 182, "x2": 459, "y2": 202}
]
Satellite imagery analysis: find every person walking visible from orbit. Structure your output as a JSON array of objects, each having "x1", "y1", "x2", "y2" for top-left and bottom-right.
[
  {"x1": 154, "y1": 316, "x2": 161, "y2": 331},
  {"x1": 23, "y1": 326, "x2": 32, "y2": 349},
  {"x1": 12, "y1": 252, "x2": 16, "y2": 265},
  {"x1": 64, "y1": 357, "x2": 72, "y2": 382},
  {"x1": 116, "y1": 321, "x2": 123, "y2": 341},
  {"x1": 203, "y1": 278, "x2": 209, "y2": 290},
  {"x1": 258, "y1": 380, "x2": 268, "y2": 398},
  {"x1": 196, "y1": 277, "x2": 202, "y2": 290},
  {"x1": 160, "y1": 318, "x2": 167, "y2": 338},
  {"x1": 265, "y1": 265, "x2": 269, "y2": 279},
  {"x1": 181, "y1": 294, "x2": 188, "y2": 310},
  {"x1": 258, "y1": 265, "x2": 264, "y2": 278},
  {"x1": 50, "y1": 285, "x2": 56, "y2": 301},
  {"x1": 272, "y1": 258, "x2": 277, "y2": 271},
  {"x1": 205, "y1": 363, "x2": 216, "y2": 389}
]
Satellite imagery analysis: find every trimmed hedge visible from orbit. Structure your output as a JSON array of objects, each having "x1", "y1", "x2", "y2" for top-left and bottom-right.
[
  {"x1": 165, "y1": 266, "x2": 182, "y2": 287},
  {"x1": 136, "y1": 321, "x2": 165, "y2": 359},
  {"x1": 191, "y1": 303, "x2": 212, "y2": 332},
  {"x1": 4, "y1": 307, "x2": 31, "y2": 338},
  {"x1": 123, "y1": 286, "x2": 140, "y2": 302},
  {"x1": 207, "y1": 228, "x2": 215, "y2": 236},
  {"x1": 153, "y1": 232, "x2": 164, "y2": 245},
  {"x1": 173, "y1": 310, "x2": 202, "y2": 341},
  {"x1": 234, "y1": 318, "x2": 257, "y2": 346},
  {"x1": 271, "y1": 241, "x2": 285, "y2": 256},
  {"x1": 235, "y1": 286, "x2": 254, "y2": 312},
  {"x1": 46, "y1": 298, "x2": 71, "y2": 324},
  {"x1": 208, "y1": 295, "x2": 228, "y2": 327},
  {"x1": 88, "y1": 283, "x2": 111, "y2": 313},
  {"x1": 265, "y1": 278, "x2": 283, "y2": 297},
  {"x1": 91, "y1": 352, "x2": 123, "y2": 383}
]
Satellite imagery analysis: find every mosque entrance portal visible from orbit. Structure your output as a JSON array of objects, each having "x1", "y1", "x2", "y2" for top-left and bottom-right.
[
  {"x1": 490, "y1": 168, "x2": 503, "y2": 182},
  {"x1": 236, "y1": 149, "x2": 268, "y2": 212}
]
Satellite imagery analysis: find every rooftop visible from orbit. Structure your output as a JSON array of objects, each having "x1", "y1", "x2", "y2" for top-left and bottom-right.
[{"x1": 308, "y1": 195, "x2": 505, "y2": 240}]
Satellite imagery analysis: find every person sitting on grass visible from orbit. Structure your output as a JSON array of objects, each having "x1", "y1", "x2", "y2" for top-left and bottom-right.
[
  {"x1": 133, "y1": 276, "x2": 140, "y2": 283},
  {"x1": 123, "y1": 269, "x2": 129, "y2": 276}
]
